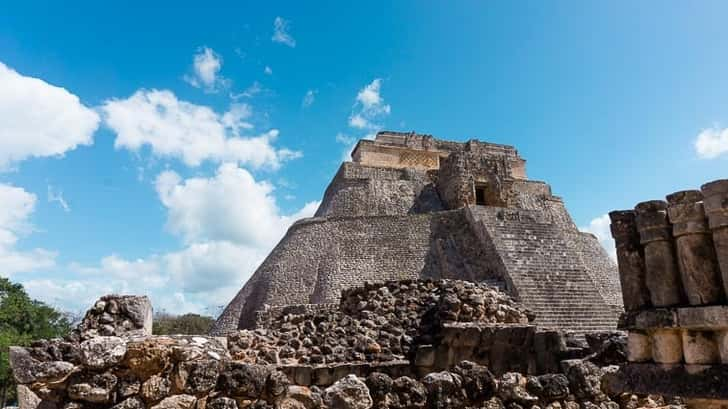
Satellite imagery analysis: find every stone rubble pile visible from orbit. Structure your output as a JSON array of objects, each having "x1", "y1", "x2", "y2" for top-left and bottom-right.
[
  {"x1": 10, "y1": 282, "x2": 659, "y2": 409},
  {"x1": 73, "y1": 295, "x2": 153, "y2": 340},
  {"x1": 228, "y1": 280, "x2": 532, "y2": 366}
]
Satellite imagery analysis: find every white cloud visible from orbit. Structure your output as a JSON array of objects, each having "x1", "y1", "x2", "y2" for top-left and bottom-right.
[
  {"x1": 74, "y1": 254, "x2": 166, "y2": 287},
  {"x1": 164, "y1": 241, "x2": 264, "y2": 294},
  {"x1": 302, "y1": 89, "x2": 317, "y2": 108},
  {"x1": 183, "y1": 47, "x2": 229, "y2": 92},
  {"x1": 348, "y1": 114, "x2": 368, "y2": 129},
  {"x1": 47, "y1": 185, "x2": 70, "y2": 212},
  {"x1": 155, "y1": 163, "x2": 315, "y2": 246},
  {"x1": 0, "y1": 61, "x2": 99, "y2": 170},
  {"x1": 102, "y1": 89, "x2": 300, "y2": 169},
  {"x1": 348, "y1": 78, "x2": 391, "y2": 130},
  {"x1": 25, "y1": 166, "x2": 320, "y2": 315},
  {"x1": 356, "y1": 78, "x2": 389, "y2": 112},
  {"x1": 272, "y1": 17, "x2": 296, "y2": 47},
  {"x1": 580, "y1": 214, "x2": 616, "y2": 262},
  {"x1": 695, "y1": 126, "x2": 728, "y2": 159},
  {"x1": 0, "y1": 184, "x2": 57, "y2": 276},
  {"x1": 230, "y1": 81, "x2": 263, "y2": 100}
]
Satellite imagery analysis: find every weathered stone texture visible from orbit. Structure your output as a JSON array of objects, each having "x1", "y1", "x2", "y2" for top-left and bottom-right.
[
  {"x1": 610, "y1": 179, "x2": 728, "y2": 406},
  {"x1": 75, "y1": 295, "x2": 153, "y2": 339},
  {"x1": 666, "y1": 191, "x2": 723, "y2": 305},
  {"x1": 609, "y1": 211, "x2": 649, "y2": 311},
  {"x1": 634, "y1": 201, "x2": 683, "y2": 307},
  {"x1": 11, "y1": 279, "x2": 644, "y2": 409}
]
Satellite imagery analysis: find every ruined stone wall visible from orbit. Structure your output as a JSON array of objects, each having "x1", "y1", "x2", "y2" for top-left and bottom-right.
[
  {"x1": 314, "y1": 162, "x2": 442, "y2": 218},
  {"x1": 12, "y1": 284, "x2": 640, "y2": 409},
  {"x1": 212, "y1": 210, "x2": 504, "y2": 335}
]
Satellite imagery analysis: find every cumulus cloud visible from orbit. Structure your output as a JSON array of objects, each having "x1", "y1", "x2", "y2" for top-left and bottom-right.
[
  {"x1": 26, "y1": 165, "x2": 320, "y2": 315},
  {"x1": 695, "y1": 126, "x2": 728, "y2": 159},
  {"x1": 0, "y1": 184, "x2": 57, "y2": 276},
  {"x1": 580, "y1": 214, "x2": 616, "y2": 262},
  {"x1": 272, "y1": 17, "x2": 296, "y2": 47},
  {"x1": 102, "y1": 89, "x2": 300, "y2": 169},
  {"x1": 348, "y1": 78, "x2": 391, "y2": 130},
  {"x1": 302, "y1": 89, "x2": 317, "y2": 108},
  {"x1": 184, "y1": 47, "x2": 229, "y2": 92},
  {"x1": 155, "y1": 163, "x2": 315, "y2": 246},
  {"x1": 0, "y1": 61, "x2": 99, "y2": 170}
]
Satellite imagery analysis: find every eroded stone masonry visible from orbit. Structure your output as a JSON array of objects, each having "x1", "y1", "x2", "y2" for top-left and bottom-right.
[
  {"x1": 212, "y1": 131, "x2": 622, "y2": 335},
  {"x1": 12, "y1": 282, "x2": 644, "y2": 409}
]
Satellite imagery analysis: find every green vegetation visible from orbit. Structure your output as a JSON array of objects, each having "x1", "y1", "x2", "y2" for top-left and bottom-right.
[
  {"x1": 0, "y1": 277, "x2": 72, "y2": 406},
  {"x1": 153, "y1": 312, "x2": 214, "y2": 335}
]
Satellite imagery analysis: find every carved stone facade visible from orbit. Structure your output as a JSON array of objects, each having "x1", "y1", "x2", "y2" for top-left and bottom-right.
[
  {"x1": 211, "y1": 131, "x2": 622, "y2": 335},
  {"x1": 606, "y1": 180, "x2": 728, "y2": 408}
]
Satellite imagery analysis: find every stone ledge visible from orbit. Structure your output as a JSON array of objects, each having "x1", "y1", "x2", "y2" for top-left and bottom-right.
[
  {"x1": 604, "y1": 363, "x2": 728, "y2": 399},
  {"x1": 620, "y1": 306, "x2": 728, "y2": 330}
]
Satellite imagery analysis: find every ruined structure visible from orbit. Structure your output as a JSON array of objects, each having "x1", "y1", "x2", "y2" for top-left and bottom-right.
[
  {"x1": 605, "y1": 179, "x2": 728, "y2": 408},
  {"x1": 11, "y1": 283, "x2": 638, "y2": 409},
  {"x1": 212, "y1": 131, "x2": 622, "y2": 335}
]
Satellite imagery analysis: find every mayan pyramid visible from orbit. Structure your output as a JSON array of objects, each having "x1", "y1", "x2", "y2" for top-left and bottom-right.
[{"x1": 211, "y1": 131, "x2": 622, "y2": 335}]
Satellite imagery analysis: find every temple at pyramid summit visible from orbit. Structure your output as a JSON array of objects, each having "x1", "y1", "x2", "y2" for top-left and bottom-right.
[{"x1": 211, "y1": 131, "x2": 622, "y2": 335}]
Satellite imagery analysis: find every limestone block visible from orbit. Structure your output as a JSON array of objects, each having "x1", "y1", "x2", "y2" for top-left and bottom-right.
[
  {"x1": 313, "y1": 366, "x2": 333, "y2": 386},
  {"x1": 677, "y1": 305, "x2": 728, "y2": 329},
  {"x1": 667, "y1": 190, "x2": 724, "y2": 305},
  {"x1": 293, "y1": 365, "x2": 312, "y2": 386},
  {"x1": 17, "y1": 384, "x2": 42, "y2": 409},
  {"x1": 609, "y1": 210, "x2": 650, "y2": 310},
  {"x1": 323, "y1": 374, "x2": 373, "y2": 409},
  {"x1": 80, "y1": 336, "x2": 127, "y2": 370},
  {"x1": 682, "y1": 330, "x2": 720, "y2": 365},
  {"x1": 78, "y1": 295, "x2": 153, "y2": 339},
  {"x1": 716, "y1": 330, "x2": 728, "y2": 364},
  {"x1": 414, "y1": 345, "x2": 435, "y2": 367},
  {"x1": 685, "y1": 398, "x2": 728, "y2": 409},
  {"x1": 634, "y1": 201, "x2": 683, "y2": 307},
  {"x1": 627, "y1": 331, "x2": 652, "y2": 363},
  {"x1": 702, "y1": 179, "x2": 728, "y2": 297},
  {"x1": 650, "y1": 329, "x2": 682, "y2": 364}
]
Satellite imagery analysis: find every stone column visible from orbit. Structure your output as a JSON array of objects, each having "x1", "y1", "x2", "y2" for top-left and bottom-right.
[
  {"x1": 610, "y1": 210, "x2": 650, "y2": 310},
  {"x1": 634, "y1": 201, "x2": 684, "y2": 307},
  {"x1": 667, "y1": 191, "x2": 724, "y2": 306},
  {"x1": 701, "y1": 179, "x2": 728, "y2": 297}
]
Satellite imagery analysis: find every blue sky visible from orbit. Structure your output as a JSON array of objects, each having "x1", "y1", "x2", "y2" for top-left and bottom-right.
[{"x1": 1, "y1": 1, "x2": 727, "y2": 315}]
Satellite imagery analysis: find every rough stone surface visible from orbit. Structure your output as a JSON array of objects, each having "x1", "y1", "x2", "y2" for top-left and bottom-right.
[
  {"x1": 609, "y1": 211, "x2": 649, "y2": 311},
  {"x1": 323, "y1": 375, "x2": 373, "y2": 409},
  {"x1": 702, "y1": 179, "x2": 728, "y2": 298},
  {"x1": 10, "y1": 281, "x2": 637, "y2": 409},
  {"x1": 666, "y1": 191, "x2": 724, "y2": 306},
  {"x1": 79, "y1": 336, "x2": 127, "y2": 369},
  {"x1": 76, "y1": 295, "x2": 153, "y2": 339}
]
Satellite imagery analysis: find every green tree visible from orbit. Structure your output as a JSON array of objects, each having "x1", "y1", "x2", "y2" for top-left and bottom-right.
[
  {"x1": 0, "y1": 278, "x2": 72, "y2": 407},
  {"x1": 153, "y1": 312, "x2": 214, "y2": 335}
]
